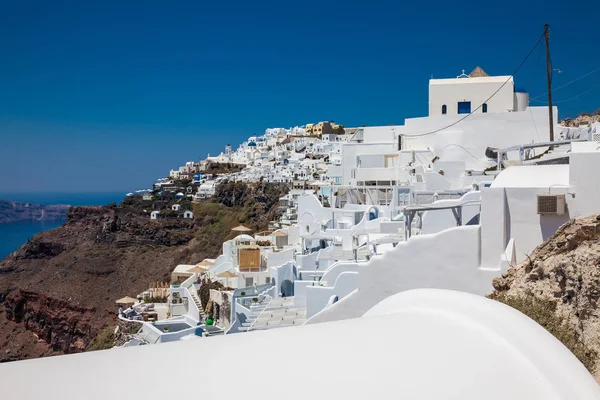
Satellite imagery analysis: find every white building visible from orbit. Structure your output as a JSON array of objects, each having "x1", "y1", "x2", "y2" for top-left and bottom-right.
[
  {"x1": 306, "y1": 138, "x2": 600, "y2": 324},
  {"x1": 429, "y1": 67, "x2": 529, "y2": 116},
  {"x1": 195, "y1": 181, "x2": 216, "y2": 200}
]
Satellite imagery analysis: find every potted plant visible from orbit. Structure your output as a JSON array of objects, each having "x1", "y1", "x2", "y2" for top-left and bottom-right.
[{"x1": 252, "y1": 297, "x2": 259, "y2": 303}]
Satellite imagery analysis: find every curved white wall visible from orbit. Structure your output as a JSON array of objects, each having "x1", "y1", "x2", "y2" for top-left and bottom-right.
[
  {"x1": 309, "y1": 225, "x2": 498, "y2": 323},
  {"x1": 3, "y1": 289, "x2": 598, "y2": 399}
]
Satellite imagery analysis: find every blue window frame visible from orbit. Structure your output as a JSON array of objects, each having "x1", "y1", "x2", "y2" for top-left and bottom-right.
[
  {"x1": 441, "y1": 105, "x2": 447, "y2": 115},
  {"x1": 458, "y1": 101, "x2": 471, "y2": 114},
  {"x1": 482, "y1": 103, "x2": 488, "y2": 113}
]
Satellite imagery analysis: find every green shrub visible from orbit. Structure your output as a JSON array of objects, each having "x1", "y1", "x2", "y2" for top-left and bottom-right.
[
  {"x1": 493, "y1": 294, "x2": 597, "y2": 372},
  {"x1": 87, "y1": 326, "x2": 116, "y2": 351}
]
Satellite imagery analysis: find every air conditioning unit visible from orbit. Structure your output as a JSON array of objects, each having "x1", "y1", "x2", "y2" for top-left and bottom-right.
[{"x1": 537, "y1": 194, "x2": 566, "y2": 215}]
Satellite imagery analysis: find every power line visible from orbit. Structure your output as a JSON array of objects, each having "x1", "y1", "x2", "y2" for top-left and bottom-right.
[
  {"x1": 532, "y1": 81, "x2": 600, "y2": 104},
  {"x1": 441, "y1": 144, "x2": 495, "y2": 166},
  {"x1": 530, "y1": 66, "x2": 600, "y2": 100},
  {"x1": 405, "y1": 31, "x2": 545, "y2": 138}
]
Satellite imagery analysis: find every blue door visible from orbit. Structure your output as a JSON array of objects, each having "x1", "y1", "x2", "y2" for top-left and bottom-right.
[{"x1": 458, "y1": 101, "x2": 471, "y2": 114}]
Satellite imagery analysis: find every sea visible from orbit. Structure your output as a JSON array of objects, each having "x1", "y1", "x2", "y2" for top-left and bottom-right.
[{"x1": 0, "y1": 192, "x2": 127, "y2": 261}]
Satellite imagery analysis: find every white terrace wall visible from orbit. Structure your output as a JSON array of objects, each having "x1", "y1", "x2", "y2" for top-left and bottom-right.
[
  {"x1": 305, "y1": 271, "x2": 359, "y2": 318},
  {"x1": 265, "y1": 247, "x2": 295, "y2": 269},
  {"x1": 420, "y1": 191, "x2": 481, "y2": 235},
  {"x1": 297, "y1": 194, "x2": 332, "y2": 233},
  {"x1": 308, "y1": 225, "x2": 498, "y2": 324},
  {"x1": 400, "y1": 106, "x2": 555, "y2": 171}
]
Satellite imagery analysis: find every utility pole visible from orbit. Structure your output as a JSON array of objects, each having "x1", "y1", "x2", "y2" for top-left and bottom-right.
[{"x1": 544, "y1": 24, "x2": 554, "y2": 142}]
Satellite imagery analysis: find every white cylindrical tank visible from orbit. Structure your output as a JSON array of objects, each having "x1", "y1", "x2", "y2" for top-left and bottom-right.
[{"x1": 514, "y1": 91, "x2": 530, "y2": 111}]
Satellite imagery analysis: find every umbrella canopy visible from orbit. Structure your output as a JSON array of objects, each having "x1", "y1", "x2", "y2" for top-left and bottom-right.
[
  {"x1": 272, "y1": 230, "x2": 288, "y2": 237},
  {"x1": 197, "y1": 260, "x2": 215, "y2": 267},
  {"x1": 231, "y1": 225, "x2": 252, "y2": 232},
  {"x1": 186, "y1": 266, "x2": 208, "y2": 274},
  {"x1": 234, "y1": 234, "x2": 255, "y2": 242},
  {"x1": 217, "y1": 271, "x2": 238, "y2": 278},
  {"x1": 115, "y1": 296, "x2": 137, "y2": 305}
]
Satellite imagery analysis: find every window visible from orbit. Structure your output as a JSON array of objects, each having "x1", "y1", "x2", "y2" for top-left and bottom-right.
[
  {"x1": 441, "y1": 105, "x2": 447, "y2": 115},
  {"x1": 482, "y1": 103, "x2": 488, "y2": 113},
  {"x1": 458, "y1": 101, "x2": 471, "y2": 114}
]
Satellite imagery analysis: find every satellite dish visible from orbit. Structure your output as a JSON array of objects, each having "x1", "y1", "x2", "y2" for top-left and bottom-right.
[{"x1": 186, "y1": 186, "x2": 193, "y2": 194}]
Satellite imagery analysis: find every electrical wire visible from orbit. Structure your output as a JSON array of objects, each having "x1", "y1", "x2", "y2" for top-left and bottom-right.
[
  {"x1": 530, "y1": 66, "x2": 600, "y2": 100},
  {"x1": 545, "y1": 81, "x2": 600, "y2": 104},
  {"x1": 441, "y1": 144, "x2": 495, "y2": 166},
  {"x1": 404, "y1": 31, "x2": 545, "y2": 138}
]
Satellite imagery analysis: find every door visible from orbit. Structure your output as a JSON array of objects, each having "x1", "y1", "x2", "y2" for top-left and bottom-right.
[
  {"x1": 281, "y1": 280, "x2": 293, "y2": 297},
  {"x1": 458, "y1": 101, "x2": 471, "y2": 114}
]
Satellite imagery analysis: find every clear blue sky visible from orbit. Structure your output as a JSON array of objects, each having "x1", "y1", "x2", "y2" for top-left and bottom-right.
[{"x1": 1, "y1": 0, "x2": 598, "y2": 192}]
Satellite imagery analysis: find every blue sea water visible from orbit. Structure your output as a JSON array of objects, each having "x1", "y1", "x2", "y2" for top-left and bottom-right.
[{"x1": 0, "y1": 192, "x2": 127, "y2": 261}]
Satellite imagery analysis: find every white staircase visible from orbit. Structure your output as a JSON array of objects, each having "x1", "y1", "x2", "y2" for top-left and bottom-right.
[
  {"x1": 238, "y1": 297, "x2": 272, "y2": 332},
  {"x1": 240, "y1": 297, "x2": 307, "y2": 332},
  {"x1": 189, "y1": 290, "x2": 206, "y2": 321}
]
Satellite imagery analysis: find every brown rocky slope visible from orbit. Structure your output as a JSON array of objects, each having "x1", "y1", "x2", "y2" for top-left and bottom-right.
[
  {"x1": 0, "y1": 182, "x2": 288, "y2": 362},
  {"x1": 491, "y1": 215, "x2": 600, "y2": 378}
]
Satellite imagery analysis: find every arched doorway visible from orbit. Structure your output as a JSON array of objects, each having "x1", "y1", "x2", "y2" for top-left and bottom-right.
[
  {"x1": 281, "y1": 280, "x2": 293, "y2": 297},
  {"x1": 368, "y1": 206, "x2": 379, "y2": 221}
]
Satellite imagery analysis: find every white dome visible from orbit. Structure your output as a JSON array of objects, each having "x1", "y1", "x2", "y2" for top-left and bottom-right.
[{"x1": 0, "y1": 289, "x2": 597, "y2": 399}]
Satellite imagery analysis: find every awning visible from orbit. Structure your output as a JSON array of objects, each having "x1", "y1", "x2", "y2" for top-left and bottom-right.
[
  {"x1": 115, "y1": 296, "x2": 137, "y2": 305},
  {"x1": 186, "y1": 266, "x2": 208, "y2": 274},
  {"x1": 197, "y1": 260, "x2": 215, "y2": 267},
  {"x1": 217, "y1": 271, "x2": 238, "y2": 278},
  {"x1": 232, "y1": 225, "x2": 252, "y2": 232}
]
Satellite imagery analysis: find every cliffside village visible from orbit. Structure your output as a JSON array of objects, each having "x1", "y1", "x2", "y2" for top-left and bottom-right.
[
  {"x1": 110, "y1": 66, "x2": 600, "y2": 347},
  {"x1": 7, "y1": 66, "x2": 600, "y2": 398}
]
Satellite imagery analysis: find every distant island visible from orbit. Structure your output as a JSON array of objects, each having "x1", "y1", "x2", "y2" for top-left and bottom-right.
[{"x1": 0, "y1": 200, "x2": 70, "y2": 224}]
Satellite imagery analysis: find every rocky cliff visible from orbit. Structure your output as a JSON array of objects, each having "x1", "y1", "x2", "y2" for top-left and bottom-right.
[
  {"x1": 491, "y1": 216, "x2": 600, "y2": 379},
  {"x1": 0, "y1": 200, "x2": 69, "y2": 224},
  {"x1": 0, "y1": 182, "x2": 288, "y2": 362},
  {"x1": 0, "y1": 205, "x2": 199, "y2": 361},
  {"x1": 559, "y1": 110, "x2": 600, "y2": 127}
]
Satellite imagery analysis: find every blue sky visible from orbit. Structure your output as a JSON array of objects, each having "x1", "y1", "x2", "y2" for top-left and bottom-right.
[{"x1": 1, "y1": 0, "x2": 599, "y2": 193}]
